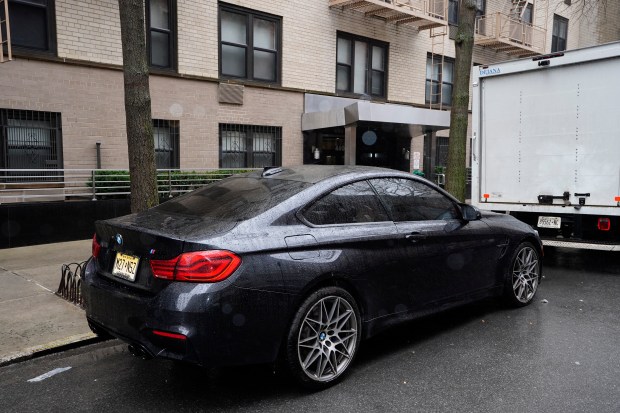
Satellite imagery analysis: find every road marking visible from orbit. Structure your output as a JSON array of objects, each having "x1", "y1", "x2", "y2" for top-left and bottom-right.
[{"x1": 27, "y1": 367, "x2": 72, "y2": 383}]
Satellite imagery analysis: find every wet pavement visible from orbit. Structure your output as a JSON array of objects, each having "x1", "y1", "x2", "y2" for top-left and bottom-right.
[
  {"x1": 0, "y1": 247, "x2": 618, "y2": 412},
  {"x1": 0, "y1": 240, "x2": 95, "y2": 364}
]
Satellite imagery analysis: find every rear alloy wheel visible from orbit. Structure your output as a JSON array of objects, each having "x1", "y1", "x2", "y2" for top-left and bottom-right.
[
  {"x1": 285, "y1": 287, "x2": 361, "y2": 390},
  {"x1": 505, "y1": 242, "x2": 541, "y2": 307}
]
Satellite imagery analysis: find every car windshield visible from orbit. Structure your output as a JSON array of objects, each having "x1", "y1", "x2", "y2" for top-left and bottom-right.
[{"x1": 154, "y1": 176, "x2": 310, "y2": 221}]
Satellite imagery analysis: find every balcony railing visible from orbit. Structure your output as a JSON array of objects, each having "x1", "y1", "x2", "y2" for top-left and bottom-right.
[
  {"x1": 475, "y1": 12, "x2": 546, "y2": 57},
  {"x1": 0, "y1": 168, "x2": 256, "y2": 203},
  {"x1": 329, "y1": 0, "x2": 448, "y2": 31}
]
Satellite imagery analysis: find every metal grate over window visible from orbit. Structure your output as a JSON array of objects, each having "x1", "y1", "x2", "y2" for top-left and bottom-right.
[
  {"x1": 1, "y1": 108, "x2": 63, "y2": 181},
  {"x1": 153, "y1": 119, "x2": 179, "y2": 169},
  {"x1": 436, "y1": 136, "x2": 449, "y2": 168},
  {"x1": 219, "y1": 124, "x2": 282, "y2": 168}
]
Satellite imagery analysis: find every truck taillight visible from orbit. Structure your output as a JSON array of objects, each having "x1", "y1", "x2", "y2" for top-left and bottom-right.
[{"x1": 597, "y1": 218, "x2": 611, "y2": 231}]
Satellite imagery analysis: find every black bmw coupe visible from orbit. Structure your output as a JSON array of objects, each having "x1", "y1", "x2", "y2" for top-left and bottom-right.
[{"x1": 83, "y1": 165, "x2": 542, "y2": 389}]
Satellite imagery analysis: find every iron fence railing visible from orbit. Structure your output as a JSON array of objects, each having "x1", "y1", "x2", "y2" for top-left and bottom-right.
[{"x1": 0, "y1": 168, "x2": 256, "y2": 203}]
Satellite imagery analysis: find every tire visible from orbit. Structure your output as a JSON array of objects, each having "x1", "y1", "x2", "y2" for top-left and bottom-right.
[
  {"x1": 504, "y1": 242, "x2": 541, "y2": 307},
  {"x1": 284, "y1": 286, "x2": 362, "y2": 390}
]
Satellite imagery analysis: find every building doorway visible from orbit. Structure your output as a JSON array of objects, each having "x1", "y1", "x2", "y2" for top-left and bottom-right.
[{"x1": 303, "y1": 123, "x2": 412, "y2": 172}]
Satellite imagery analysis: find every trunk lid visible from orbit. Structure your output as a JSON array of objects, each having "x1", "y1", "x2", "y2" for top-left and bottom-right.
[{"x1": 93, "y1": 209, "x2": 237, "y2": 293}]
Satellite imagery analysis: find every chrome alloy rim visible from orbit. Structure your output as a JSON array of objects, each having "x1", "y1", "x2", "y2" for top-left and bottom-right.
[
  {"x1": 297, "y1": 296, "x2": 358, "y2": 382},
  {"x1": 512, "y1": 247, "x2": 540, "y2": 303}
]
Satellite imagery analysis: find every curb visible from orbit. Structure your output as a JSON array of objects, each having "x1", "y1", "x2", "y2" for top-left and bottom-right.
[{"x1": 0, "y1": 332, "x2": 106, "y2": 368}]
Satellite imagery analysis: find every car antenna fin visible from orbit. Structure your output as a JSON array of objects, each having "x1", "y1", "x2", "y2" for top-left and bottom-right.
[{"x1": 262, "y1": 166, "x2": 283, "y2": 177}]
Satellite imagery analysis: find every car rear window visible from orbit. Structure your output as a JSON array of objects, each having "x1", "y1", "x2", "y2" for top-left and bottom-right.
[{"x1": 154, "y1": 177, "x2": 310, "y2": 221}]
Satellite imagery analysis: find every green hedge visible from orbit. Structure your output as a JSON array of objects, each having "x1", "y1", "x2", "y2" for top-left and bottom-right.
[{"x1": 87, "y1": 169, "x2": 253, "y2": 199}]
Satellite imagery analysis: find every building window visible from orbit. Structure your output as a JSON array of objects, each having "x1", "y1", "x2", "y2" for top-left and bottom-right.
[
  {"x1": 551, "y1": 15, "x2": 568, "y2": 52},
  {"x1": 153, "y1": 119, "x2": 179, "y2": 169},
  {"x1": 0, "y1": 109, "x2": 62, "y2": 180},
  {"x1": 219, "y1": 124, "x2": 282, "y2": 168},
  {"x1": 336, "y1": 33, "x2": 388, "y2": 98},
  {"x1": 425, "y1": 54, "x2": 454, "y2": 106},
  {"x1": 146, "y1": 0, "x2": 176, "y2": 69},
  {"x1": 219, "y1": 4, "x2": 281, "y2": 83},
  {"x1": 5, "y1": 0, "x2": 56, "y2": 52},
  {"x1": 448, "y1": 0, "x2": 485, "y2": 25},
  {"x1": 522, "y1": 3, "x2": 533, "y2": 24},
  {"x1": 448, "y1": 0, "x2": 459, "y2": 25}
]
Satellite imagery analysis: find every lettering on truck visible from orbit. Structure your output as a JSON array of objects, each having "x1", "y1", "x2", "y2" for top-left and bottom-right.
[{"x1": 479, "y1": 68, "x2": 500, "y2": 75}]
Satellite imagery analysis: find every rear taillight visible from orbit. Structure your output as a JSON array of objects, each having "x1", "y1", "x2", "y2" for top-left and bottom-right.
[
  {"x1": 597, "y1": 217, "x2": 611, "y2": 231},
  {"x1": 92, "y1": 233, "x2": 101, "y2": 258},
  {"x1": 152, "y1": 330, "x2": 187, "y2": 341},
  {"x1": 150, "y1": 250, "x2": 241, "y2": 283}
]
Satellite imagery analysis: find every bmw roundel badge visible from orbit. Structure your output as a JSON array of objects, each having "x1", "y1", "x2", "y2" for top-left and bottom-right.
[{"x1": 114, "y1": 234, "x2": 123, "y2": 246}]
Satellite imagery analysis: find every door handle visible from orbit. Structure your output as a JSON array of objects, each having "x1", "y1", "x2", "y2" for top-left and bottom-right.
[{"x1": 405, "y1": 232, "x2": 427, "y2": 243}]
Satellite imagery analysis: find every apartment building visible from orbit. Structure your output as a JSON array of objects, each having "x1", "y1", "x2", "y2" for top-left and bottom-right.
[{"x1": 1, "y1": 0, "x2": 619, "y2": 181}]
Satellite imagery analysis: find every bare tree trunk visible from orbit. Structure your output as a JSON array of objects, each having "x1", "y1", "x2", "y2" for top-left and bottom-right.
[
  {"x1": 118, "y1": 0, "x2": 159, "y2": 213},
  {"x1": 445, "y1": 0, "x2": 477, "y2": 202}
]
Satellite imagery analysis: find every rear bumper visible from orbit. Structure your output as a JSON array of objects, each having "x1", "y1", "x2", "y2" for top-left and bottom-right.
[
  {"x1": 82, "y1": 259, "x2": 291, "y2": 367},
  {"x1": 542, "y1": 239, "x2": 620, "y2": 251}
]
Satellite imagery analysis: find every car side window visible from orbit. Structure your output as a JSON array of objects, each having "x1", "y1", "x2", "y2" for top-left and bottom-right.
[
  {"x1": 303, "y1": 180, "x2": 389, "y2": 225},
  {"x1": 369, "y1": 178, "x2": 458, "y2": 222}
]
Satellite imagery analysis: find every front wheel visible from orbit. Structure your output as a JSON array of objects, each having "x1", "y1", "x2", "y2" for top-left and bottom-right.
[
  {"x1": 504, "y1": 242, "x2": 541, "y2": 307},
  {"x1": 284, "y1": 287, "x2": 362, "y2": 390}
]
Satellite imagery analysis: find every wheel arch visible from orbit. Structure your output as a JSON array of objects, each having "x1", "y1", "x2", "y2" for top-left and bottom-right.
[{"x1": 291, "y1": 273, "x2": 367, "y2": 324}]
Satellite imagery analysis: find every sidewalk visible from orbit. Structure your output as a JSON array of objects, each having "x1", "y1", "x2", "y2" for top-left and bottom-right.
[{"x1": 0, "y1": 239, "x2": 97, "y2": 365}]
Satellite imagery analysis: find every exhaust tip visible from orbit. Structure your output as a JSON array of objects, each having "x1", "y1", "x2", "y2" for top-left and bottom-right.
[{"x1": 127, "y1": 344, "x2": 153, "y2": 360}]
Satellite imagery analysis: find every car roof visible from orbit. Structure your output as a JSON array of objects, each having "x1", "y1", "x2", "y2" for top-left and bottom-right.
[{"x1": 242, "y1": 165, "x2": 410, "y2": 184}]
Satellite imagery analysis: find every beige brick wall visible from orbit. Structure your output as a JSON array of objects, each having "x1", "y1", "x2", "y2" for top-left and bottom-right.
[
  {"x1": 56, "y1": 0, "x2": 122, "y2": 65},
  {"x1": 0, "y1": 60, "x2": 302, "y2": 170},
  {"x1": 150, "y1": 78, "x2": 303, "y2": 168},
  {"x1": 6, "y1": 0, "x2": 618, "y2": 175},
  {"x1": 177, "y1": 0, "x2": 218, "y2": 78},
  {"x1": 52, "y1": 0, "x2": 619, "y2": 98}
]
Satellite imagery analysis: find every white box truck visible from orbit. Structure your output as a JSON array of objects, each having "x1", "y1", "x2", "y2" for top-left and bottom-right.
[{"x1": 471, "y1": 42, "x2": 620, "y2": 251}]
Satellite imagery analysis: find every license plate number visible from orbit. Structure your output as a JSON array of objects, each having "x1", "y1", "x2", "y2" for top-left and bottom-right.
[
  {"x1": 537, "y1": 216, "x2": 561, "y2": 229},
  {"x1": 112, "y1": 252, "x2": 140, "y2": 282}
]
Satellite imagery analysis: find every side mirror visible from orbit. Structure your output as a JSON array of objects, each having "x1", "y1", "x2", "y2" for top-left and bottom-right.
[{"x1": 461, "y1": 204, "x2": 482, "y2": 221}]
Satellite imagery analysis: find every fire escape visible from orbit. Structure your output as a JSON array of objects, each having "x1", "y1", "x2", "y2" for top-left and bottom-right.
[
  {"x1": 474, "y1": 0, "x2": 548, "y2": 58},
  {"x1": 329, "y1": 0, "x2": 448, "y2": 30}
]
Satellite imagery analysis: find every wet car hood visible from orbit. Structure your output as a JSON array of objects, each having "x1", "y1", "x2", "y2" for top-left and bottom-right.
[{"x1": 479, "y1": 210, "x2": 536, "y2": 234}]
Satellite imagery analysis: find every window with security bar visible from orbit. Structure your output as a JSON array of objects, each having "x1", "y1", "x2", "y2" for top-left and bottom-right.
[
  {"x1": 0, "y1": 109, "x2": 63, "y2": 180},
  {"x1": 153, "y1": 119, "x2": 179, "y2": 169},
  {"x1": 219, "y1": 124, "x2": 282, "y2": 168},
  {"x1": 425, "y1": 54, "x2": 454, "y2": 107},
  {"x1": 436, "y1": 136, "x2": 449, "y2": 168}
]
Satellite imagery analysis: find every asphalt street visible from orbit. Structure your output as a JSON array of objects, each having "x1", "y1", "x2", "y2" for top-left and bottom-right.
[{"x1": 0, "y1": 248, "x2": 618, "y2": 412}]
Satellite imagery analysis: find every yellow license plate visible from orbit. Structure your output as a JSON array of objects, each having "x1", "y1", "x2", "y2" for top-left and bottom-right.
[{"x1": 112, "y1": 252, "x2": 140, "y2": 282}]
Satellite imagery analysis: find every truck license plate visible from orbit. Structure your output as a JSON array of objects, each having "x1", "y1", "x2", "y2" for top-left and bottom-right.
[
  {"x1": 537, "y1": 216, "x2": 561, "y2": 229},
  {"x1": 112, "y1": 252, "x2": 140, "y2": 282}
]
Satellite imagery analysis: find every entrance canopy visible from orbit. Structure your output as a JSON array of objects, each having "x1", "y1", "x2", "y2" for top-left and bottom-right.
[{"x1": 302, "y1": 94, "x2": 450, "y2": 136}]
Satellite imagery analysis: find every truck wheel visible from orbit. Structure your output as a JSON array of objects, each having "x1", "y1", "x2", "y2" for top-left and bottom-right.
[
  {"x1": 284, "y1": 287, "x2": 361, "y2": 390},
  {"x1": 504, "y1": 242, "x2": 541, "y2": 307}
]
